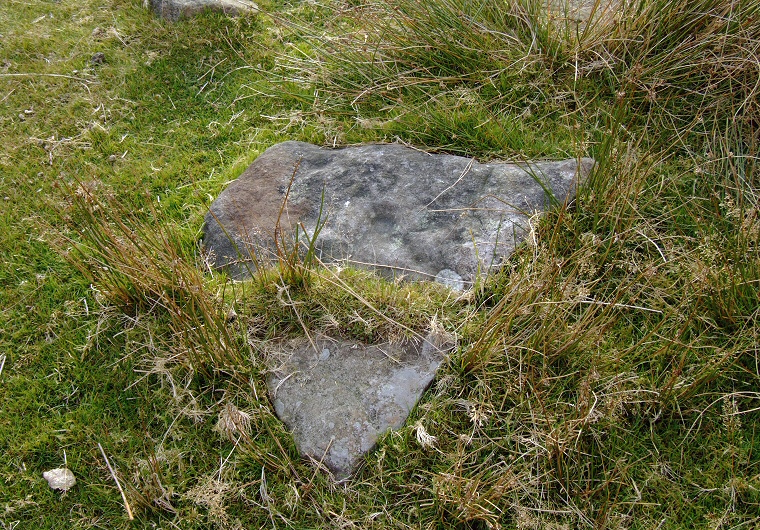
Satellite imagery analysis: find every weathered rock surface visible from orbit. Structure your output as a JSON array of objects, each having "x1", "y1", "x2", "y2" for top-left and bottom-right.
[
  {"x1": 149, "y1": 0, "x2": 257, "y2": 21},
  {"x1": 203, "y1": 141, "x2": 593, "y2": 287},
  {"x1": 549, "y1": 0, "x2": 620, "y2": 27},
  {"x1": 266, "y1": 330, "x2": 455, "y2": 480},
  {"x1": 43, "y1": 468, "x2": 76, "y2": 491}
]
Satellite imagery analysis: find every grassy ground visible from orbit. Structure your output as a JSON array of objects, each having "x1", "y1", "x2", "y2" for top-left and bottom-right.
[{"x1": 1, "y1": 0, "x2": 758, "y2": 528}]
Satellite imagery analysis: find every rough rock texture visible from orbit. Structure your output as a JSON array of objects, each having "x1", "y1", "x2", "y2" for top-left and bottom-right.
[
  {"x1": 43, "y1": 468, "x2": 76, "y2": 491},
  {"x1": 203, "y1": 141, "x2": 594, "y2": 287},
  {"x1": 150, "y1": 0, "x2": 257, "y2": 21},
  {"x1": 549, "y1": 0, "x2": 619, "y2": 26},
  {"x1": 266, "y1": 330, "x2": 455, "y2": 480}
]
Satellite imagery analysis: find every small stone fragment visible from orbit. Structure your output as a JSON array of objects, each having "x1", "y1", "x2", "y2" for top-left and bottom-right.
[
  {"x1": 435, "y1": 269, "x2": 465, "y2": 291},
  {"x1": 43, "y1": 468, "x2": 76, "y2": 491}
]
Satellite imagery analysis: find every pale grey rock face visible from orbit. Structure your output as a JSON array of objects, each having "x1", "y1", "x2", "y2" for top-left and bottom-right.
[
  {"x1": 43, "y1": 468, "x2": 76, "y2": 491},
  {"x1": 203, "y1": 141, "x2": 593, "y2": 287},
  {"x1": 150, "y1": 0, "x2": 257, "y2": 21},
  {"x1": 266, "y1": 330, "x2": 455, "y2": 480}
]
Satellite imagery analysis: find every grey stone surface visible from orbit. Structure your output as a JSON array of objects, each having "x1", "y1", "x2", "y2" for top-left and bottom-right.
[
  {"x1": 150, "y1": 0, "x2": 257, "y2": 21},
  {"x1": 549, "y1": 0, "x2": 619, "y2": 26},
  {"x1": 43, "y1": 468, "x2": 76, "y2": 491},
  {"x1": 266, "y1": 330, "x2": 455, "y2": 480},
  {"x1": 203, "y1": 141, "x2": 593, "y2": 287}
]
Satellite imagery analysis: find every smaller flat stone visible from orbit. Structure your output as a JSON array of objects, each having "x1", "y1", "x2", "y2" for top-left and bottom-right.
[{"x1": 266, "y1": 330, "x2": 454, "y2": 480}]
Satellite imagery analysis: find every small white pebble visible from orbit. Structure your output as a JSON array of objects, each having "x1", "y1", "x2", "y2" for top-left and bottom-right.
[
  {"x1": 435, "y1": 269, "x2": 464, "y2": 291},
  {"x1": 43, "y1": 468, "x2": 76, "y2": 491}
]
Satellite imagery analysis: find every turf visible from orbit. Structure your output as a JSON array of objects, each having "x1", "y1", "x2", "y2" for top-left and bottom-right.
[{"x1": 1, "y1": 0, "x2": 758, "y2": 528}]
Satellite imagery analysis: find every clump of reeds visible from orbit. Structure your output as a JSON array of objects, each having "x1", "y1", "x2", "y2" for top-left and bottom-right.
[
  {"x1": 56, "y1": 182, "x2": 244, "y2": 372},
  {"x1": 265, "y1": 0, "x2": 760, "y2": 525}
]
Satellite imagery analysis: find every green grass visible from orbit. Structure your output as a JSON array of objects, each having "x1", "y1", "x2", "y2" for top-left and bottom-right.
[{"x1": 1, "y1": 0, "x2": 759, "y2": 527}]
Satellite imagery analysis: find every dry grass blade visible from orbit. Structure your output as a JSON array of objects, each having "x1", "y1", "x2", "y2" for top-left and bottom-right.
[{"x1": 98, "y1": 443, "x2": 134, "y2": 521}]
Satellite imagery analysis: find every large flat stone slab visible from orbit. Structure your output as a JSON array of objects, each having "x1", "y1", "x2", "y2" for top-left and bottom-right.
[
  {"x1": 266, "y1": 331, "x2": 454, "y2": 479},
  {"x1": 150, "y1": 0, "x2": 257, "y2": 21},
  {"x1": 203, "y1": 141, "x2": 593, "y2": 286}
]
